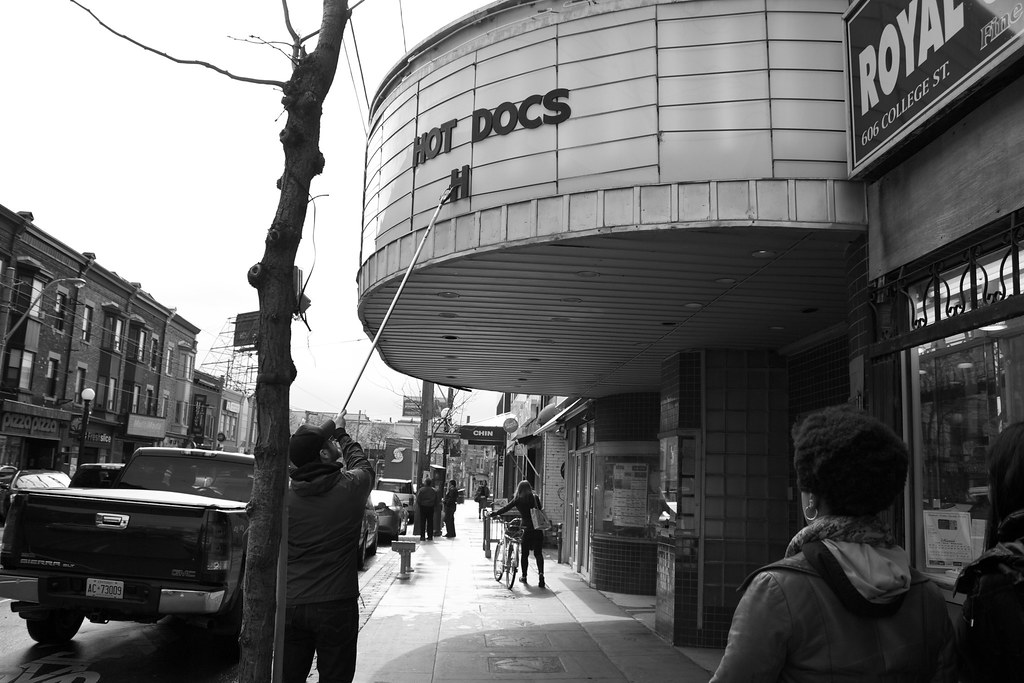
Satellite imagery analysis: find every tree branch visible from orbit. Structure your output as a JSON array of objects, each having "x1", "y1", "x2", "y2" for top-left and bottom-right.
[{"x1": 69, "y1": 0, "x2": 287, "y2": 88}]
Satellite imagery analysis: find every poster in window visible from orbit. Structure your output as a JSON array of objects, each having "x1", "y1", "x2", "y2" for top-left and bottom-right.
[
  {"x1": 611, "y1": 463, "x2": 648, "y2": 527},
  {"x1": 922, "y1": 510, "x2": 974, "y2": 570}
]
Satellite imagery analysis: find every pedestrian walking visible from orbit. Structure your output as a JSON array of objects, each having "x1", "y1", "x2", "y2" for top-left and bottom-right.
[
  {"x1": 955, "y1": 422, "x2": 1024, "y2": 681},
  {"x1": 443, "y1": 479, "x2": 459, "y2": 537},
  {"x1": 283, "y1": 416, "x2": 375, "y2": 683},
  {"x1": 474, "y1": 481, "x2": 490, "y2": 519},
  {"x1": 710, "y1": 406, "x2": 955, "y2": 682},
  {"x1": 416, "y1": 479, "x2": 438, "y2": 541},
  {"x1": 486, "y1": 480, "x2": 546, "y2": 588}
]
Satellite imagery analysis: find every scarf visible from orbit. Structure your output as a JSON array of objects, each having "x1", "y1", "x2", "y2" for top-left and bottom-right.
[{"x1": 785, "y1": 514, "x2": 896, "y2": 558}]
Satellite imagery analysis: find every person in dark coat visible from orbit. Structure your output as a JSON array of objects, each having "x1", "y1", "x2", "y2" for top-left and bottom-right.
[
  {"x1": 474, "y1": 482, "x2": 490, "y2": 519},
  {"x1": 443, "y1": 479, "x2": 459, "y2": 538},
  {"x1": 486, "y1": 480, "x2": 546, "y2": 588},
  {"x1": 416, "y1": 479, "x2": 438, "y2": 541},
  {"x1": 283, "y1": 416, "x2": 374, "y2": 683},
  {"x1": 710, "y1": 406, "x2": 955, "y2": 682}
]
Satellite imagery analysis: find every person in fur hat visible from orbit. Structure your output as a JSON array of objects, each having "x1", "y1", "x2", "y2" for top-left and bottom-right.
[{"x1": 282, "y1": 415, "x2": 374, "y2": 683}]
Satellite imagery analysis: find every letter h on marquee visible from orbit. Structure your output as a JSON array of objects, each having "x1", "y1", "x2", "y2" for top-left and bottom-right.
[{"x1": 449, "y1": 165, "x2": 471, "y2": 201}]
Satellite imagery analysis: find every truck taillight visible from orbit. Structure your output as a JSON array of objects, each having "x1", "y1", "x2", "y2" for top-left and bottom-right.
[
  {"x1": 200, "y1": 512, "x2": 233, "y2": 581},
  {"x1": 0, "y1": 497, "x2": 24, "y2": 567}
]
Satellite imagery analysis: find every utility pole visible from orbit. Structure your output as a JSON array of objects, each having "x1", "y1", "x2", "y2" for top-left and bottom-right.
[{"x1": 417, "y1": 380, "x2": 434, "y2": 485}]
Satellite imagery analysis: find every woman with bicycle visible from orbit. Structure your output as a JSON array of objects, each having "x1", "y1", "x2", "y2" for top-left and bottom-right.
[{"x1": 486, "y1": 480, "x2": 545, "y2": 588}]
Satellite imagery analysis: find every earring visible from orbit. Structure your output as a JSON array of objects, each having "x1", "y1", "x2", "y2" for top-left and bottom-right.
[{"x1": 803, "y1": 503, "x2": 818, "y2": 521}]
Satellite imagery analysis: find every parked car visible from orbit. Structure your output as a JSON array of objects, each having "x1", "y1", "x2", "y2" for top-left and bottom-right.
[
  {"x1": 358, "y1": 496, "x2": 379, "y2": 570},
  {"x1": 370, "y1": 489, "x2": 408, "y2": 541},
  {"x1": 69, "y1": 463, "x2": 124, "y2": 488},
  {"x1": 0, "y1": 464, "x2": 17, "y2": 487},
  {"x1": 0, "y1": 469, "x2": 71, "y2": 521},
  {"x1": 377, "y1": 478, "x2": 415, "y2": 524}
]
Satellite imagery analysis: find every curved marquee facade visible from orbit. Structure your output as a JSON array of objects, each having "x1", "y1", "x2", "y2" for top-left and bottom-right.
[{"x1": 357, "y1": 0, "x2": 865, "y2": 397}]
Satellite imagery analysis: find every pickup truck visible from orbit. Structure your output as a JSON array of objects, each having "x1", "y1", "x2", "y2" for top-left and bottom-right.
[{"x1": 0, "y1": 447, "x2": 253, "y2": 644}]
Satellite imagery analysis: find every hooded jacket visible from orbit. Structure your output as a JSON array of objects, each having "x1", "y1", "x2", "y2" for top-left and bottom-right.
[
  {"x1": 286, "y1": 428, "x2": 374, "y2": 605},
  {"x1": 711, "y1": 542, "x2": 956, "y2": 682}
]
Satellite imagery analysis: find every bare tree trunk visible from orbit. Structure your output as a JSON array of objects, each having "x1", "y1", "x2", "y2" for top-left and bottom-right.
[{"x1": 239, "y1": 2, "x2": 348, "y2": 681}]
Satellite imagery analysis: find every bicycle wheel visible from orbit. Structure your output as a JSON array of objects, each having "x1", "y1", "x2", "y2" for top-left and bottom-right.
[
  {"x1": 493, "y1": 538, "x2": 505, "y2": 582},
  {"x1": 504, "y1": 539, "x2": 519, "y2": 589}
]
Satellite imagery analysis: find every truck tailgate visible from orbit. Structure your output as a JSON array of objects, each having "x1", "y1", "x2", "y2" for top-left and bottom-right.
[{"x1": 8, "y1": 490, "x2": 221, "y2": 581}]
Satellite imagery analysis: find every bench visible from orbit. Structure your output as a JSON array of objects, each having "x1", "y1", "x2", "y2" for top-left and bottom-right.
[{"x1": 391, "y1": 536, "x2": 419, "y2": 579}]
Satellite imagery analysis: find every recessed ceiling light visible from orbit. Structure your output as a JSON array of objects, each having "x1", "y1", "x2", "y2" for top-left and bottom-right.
[
  {"x1": 576, "y1": 271, "x2": 600, "y2": 278},
  {"x1": 715, "y1": 278, "x2": 736, "y2": 284},
  {"x1": 981, "y1": 323, "x2": 1007, "y2": 331},
  {"x1": 957, "y1": 362, "x2": 974, "y2": 369},
  {"x1": 442, "y1": 335, "x2": 459, "y2": 340},
  {"x1": 439, "y1": 312, "x2": 458, "y2": 318},
  {"x1": 437, "y1": 291, "x2": 460, "y2": 298},
  {"x1": 769, "y1": 325, "x2": 785, "y2": 331},
  {"x1": 802, "y1": 307, "x2": 819, "y2": 314},
  {"x1": 661, "y1": 322, "x2": 677, "y2": 326},
  {"x1": 527, "y1": 358, "x2": 541, "y2": 362},
  {"x1": 561, "y1": 297, "x2": 583, "y2": 303},
  {"x1": 751, "y1": 250, "x2": 776, "y2": 259},
  {"x1": 683, "y1": 302, "x2": 703, "y2": 310},
  {"x1": 444, "y1": 355, "x2": 458, "y2": 359},
  {"x1": 446, "y1": 375, "x2": 457, "y2": 379}
]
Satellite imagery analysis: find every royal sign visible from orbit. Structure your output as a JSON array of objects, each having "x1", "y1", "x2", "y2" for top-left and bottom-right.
[{"x1": 845, "y1": 0, "x2": 1024, "y2": 175}]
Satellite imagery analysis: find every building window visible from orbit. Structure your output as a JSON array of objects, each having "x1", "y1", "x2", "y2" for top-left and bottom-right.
[
  {"x1": 53, "y1": 291, "x2": 68, "y2": 332},
  {"x1": 45, "y1": 357, "x2": 59, "y2": 397},
  {"x1": 911, "y1": 316, "x2": 1024, "y2": 588},
  {"x1": 175, "y1": 400, "x2": 187, "y2": 425},
  {"x1": 146, "y1": 387, "x2": 156, "y2": 416},
  {"x1": 135, "y1": 329, "x2": 148, "y2": 364},
  {"x1": 74, "y1": 367, "x2": 87, "y2": 403},
  {"x1": 100, "y1": 376, "x2": 117, "y2": 411},
  {"x1": 6, "y1": 349, "x2": 36, "y2": 391},
  {"x1": 182, "y1": 353, "x2": 194, "y2": 380},
  {"x1": 112, "y1": 318, "x2": 124, "y2": 353},
  {"x1": 165, "y1": 348, "x2": 174, "y2": 376},
  {"x1": 81, "y1": 305, "x2": 94, "y2": 343},
  {"x1": 160, "y1": 390, "x2": 170, "y2": 418},
  {"x1": 151, "y1": 338, "x2": 160, "y2": 370},
  {"x1": 130, "y1": 384, "x2": 141, "y2": 413},
  {"x1": 28, "y1": 278, "x2": 44, "y2": 319}
]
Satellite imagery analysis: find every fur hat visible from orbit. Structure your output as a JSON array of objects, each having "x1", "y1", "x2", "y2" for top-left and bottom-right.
[{"x1": 289, "y1": 419, "x2": 337, "y2": 467}]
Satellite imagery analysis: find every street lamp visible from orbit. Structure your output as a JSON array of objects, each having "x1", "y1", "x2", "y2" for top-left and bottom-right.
[
  {"x1": 0, "y1": 276, "x2": 87, "y2": 370},
  {"x1": 78, "y1": 387, "x2": 96, "y2": 464}
]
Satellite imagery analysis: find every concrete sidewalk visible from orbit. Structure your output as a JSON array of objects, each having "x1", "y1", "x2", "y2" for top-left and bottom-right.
[{"x1": 353, "y1": 505, "x2": 722, "y2": 682}]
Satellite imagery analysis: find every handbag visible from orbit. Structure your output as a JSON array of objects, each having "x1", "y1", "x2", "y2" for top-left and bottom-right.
[{"x1": 530, "y1": 504, "x2": 552, "y2": 531}]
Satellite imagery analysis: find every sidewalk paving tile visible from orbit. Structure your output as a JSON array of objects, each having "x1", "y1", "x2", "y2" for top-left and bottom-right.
[{"x1": 340, "y1": 505, "x2": 719, "y2": 683}]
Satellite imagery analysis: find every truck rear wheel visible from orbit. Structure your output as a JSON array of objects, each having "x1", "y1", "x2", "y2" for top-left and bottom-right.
[{"x1": 26, "y1": 610, "x2": 84, "y2": 644}]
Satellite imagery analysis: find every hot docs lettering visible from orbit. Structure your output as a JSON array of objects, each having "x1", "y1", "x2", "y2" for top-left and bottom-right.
[
  {"x1": 410, "y1": 88, "x2": 572, "y2": 201},
  {"x1": 846, "y1": 0, "x2": 1024, "y2": 174},
  {"x1": 1, "y1": 413, "x2": 58, "y2": 437}
]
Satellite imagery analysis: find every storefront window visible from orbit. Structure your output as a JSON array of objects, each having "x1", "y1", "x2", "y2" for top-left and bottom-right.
[{"x1": 913, "y1": 316, "x2": 1024, "y2": 584}]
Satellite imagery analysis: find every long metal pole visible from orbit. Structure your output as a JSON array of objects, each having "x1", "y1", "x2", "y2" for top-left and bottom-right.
[
  {"x1": 273, "y1": 185, "x2": 453, "y2": 682},
  {"x1": 334, "y1": 184, "x2": 453, "y2": 422}
]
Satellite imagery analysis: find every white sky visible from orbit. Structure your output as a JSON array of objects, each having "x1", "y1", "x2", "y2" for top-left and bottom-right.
[{"x1": 0, "y1": 0, "x2": 501, "y2": 425}]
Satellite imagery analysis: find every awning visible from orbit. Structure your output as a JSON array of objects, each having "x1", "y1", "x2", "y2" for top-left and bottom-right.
[{"x1": 532, "y1": 397, "x2": 587, "y2": 436}]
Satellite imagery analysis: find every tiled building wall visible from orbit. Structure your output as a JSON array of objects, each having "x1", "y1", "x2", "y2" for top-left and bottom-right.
[
  {"x1": 686, "y1": 349, "x2": 790, "y2": 647},
  {"x1": 661, "y1": 352, "x2": 701, "y2": 432},
  {"x1": 595, "y1": 393, "x2": 660, "y2": 441},
  {"x1": 541, "y1": 431, "x2": 567, "y2": 545},
  {"x1": 592, "y1": 536, "x2": 658, "y2": 595}
]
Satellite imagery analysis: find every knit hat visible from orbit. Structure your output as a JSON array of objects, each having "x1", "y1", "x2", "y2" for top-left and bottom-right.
[{"x1": 289, "y1": 419, "x2": 337, "y2": 467}]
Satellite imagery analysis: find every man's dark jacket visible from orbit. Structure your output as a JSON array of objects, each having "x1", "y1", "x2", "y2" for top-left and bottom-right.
[{"x1": 286, "y1": 427, "x2": 374, "y2": 605}]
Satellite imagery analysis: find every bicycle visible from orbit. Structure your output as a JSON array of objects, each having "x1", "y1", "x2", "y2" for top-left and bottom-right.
[{"x1": 491, "y1": 516, "x2": 525, "y2": 589}]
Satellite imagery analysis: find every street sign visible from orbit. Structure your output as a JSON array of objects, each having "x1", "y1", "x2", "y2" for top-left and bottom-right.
[{"x1": 433, "y1": 432, "x2": 461, "y2": 439}]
